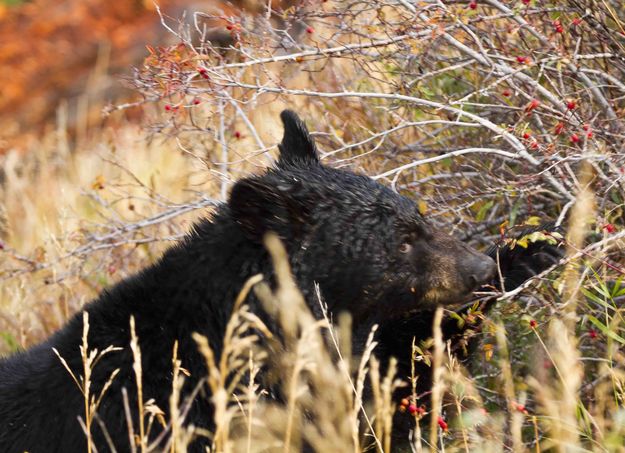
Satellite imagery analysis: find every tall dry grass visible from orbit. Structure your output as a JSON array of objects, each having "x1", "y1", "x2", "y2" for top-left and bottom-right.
[
  {"x1": 52, "y1": 183, "x2": 625, "y2": 452},
  {"x1": 4, "y1": 92, "x2": 625, "y2": 453}
]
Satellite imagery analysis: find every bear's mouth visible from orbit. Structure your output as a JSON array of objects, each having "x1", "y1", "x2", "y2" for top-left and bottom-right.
[
  {"x1": 420, "y1": 282, "x2": 500, "y2": 312},
  {"x1": 420, "y1": 286, "x2": 476, "y2": 306},
  {"x1": 399, "y1": 287, "x2": 495, "y2": 319}
]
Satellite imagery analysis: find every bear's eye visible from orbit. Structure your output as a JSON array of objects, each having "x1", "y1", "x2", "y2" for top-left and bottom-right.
[{"x1": 399, "y1": 243, "x2": 412, "y2": 254}]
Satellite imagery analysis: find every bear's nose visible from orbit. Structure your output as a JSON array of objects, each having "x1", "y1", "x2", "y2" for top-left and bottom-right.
[{"x1": 463, "y1": 255, "x2": 497, "y2": 290}]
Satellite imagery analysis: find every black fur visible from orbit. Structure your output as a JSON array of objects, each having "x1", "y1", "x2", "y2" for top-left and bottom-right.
[
  {"x1": 378, "y1": 224, "x2": 563, "y2": 386},
  {"x1": 0, "y1": 110, "x2": 559, "y2": 453},
  {"x1": 277, "y1": 109, "x2": 319, "y2": 166}
]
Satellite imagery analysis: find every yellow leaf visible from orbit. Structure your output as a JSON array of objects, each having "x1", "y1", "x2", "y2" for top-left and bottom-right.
[
  {"x1": 483, "y1": 343, "x2": 494, "y2": 361},
  {"x1": 418, "y1": 200, "x2": 428, "y2": 214},
  {"x1": 92, "y1": 175, "x2": 105, "y2": 190},
  {"x1": 525, "y1": 216, "x2": 542, "y2": 226},
  {"x1": 553, "y1": 277, "x2": 565, "y2": 295}
]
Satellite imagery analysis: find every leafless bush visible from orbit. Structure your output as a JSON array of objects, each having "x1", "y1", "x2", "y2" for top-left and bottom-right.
[{"x1": 126, "y1": 1, "x2": 625, "y2": 243}]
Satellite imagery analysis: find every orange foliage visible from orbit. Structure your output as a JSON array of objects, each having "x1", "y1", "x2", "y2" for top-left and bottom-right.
[
  {"x1": 0, "y1": 0, "x2": 296, "y2": 149},
  {"x1": 0, "y1": 1, "x2": 172, "y2": 143}
]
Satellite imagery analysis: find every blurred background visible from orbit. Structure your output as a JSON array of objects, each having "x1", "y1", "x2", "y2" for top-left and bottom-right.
[
  {"x1": 0, "y1": 0, "x2": 304, "y2": 347},
  {"x1": 2, "y1": 0, "x2": 161, "y2": 147},
  {"x1": 0, "y1": 0, "x2": 252, "y2": 149},
  {"x1": 0, "y1": 0, "x2": 225, "y2": 344}
]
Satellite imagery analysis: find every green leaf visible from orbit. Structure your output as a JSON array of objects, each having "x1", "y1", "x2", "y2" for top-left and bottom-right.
[
  {"x1": 581, "y1": 288, "x2": 616, "y2": 311},
  {"x1": 612, "y1": 277, "x2": 624, "y2": 298},
  {"x1": 587, "y1": 315, "x2": 625, "y2": 344},
  {"x1": 0, "y1": 332, "x2": 21, "y2": 353},
  {"x1": 509, "y1": 198, "x2": 523, "y2": 227},
  {"x1": 476, "y1": 200, "x2": 494, "y2": 222},
  {"x1": 581, "y1": 287, "x2": 603, "y2": 305},
  {"x1": 448, "y1": 311, "x2": 465, "y2": 328}
]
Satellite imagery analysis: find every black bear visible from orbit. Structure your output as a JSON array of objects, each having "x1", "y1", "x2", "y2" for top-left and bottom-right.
[{"x1": 0, "y1": 109, "x2": 538, "y2": 453}]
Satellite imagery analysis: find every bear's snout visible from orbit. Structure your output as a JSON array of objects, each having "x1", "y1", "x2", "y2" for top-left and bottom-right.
[{"x1": 459, "y1": 253, "x2": 497, "y2": 291}]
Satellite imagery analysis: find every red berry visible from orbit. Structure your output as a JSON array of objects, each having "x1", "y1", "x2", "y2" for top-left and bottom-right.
[
  {"x1": 543, "y1": 358, "x2": 552, "y2": 369},
  {"x1": 197, "y1": 67, "x2": 209, "y2": 79},
  {"x1": 502, "y1": 89, "x2": 512, "y2": 97},
  {"x1": 226, "y1": 24, "x2": 234, "y2": 31},
  {"x1": 589, "y1": 329, "x2": 598, "y2": 339},
  {"x1": 572, "y1": 18, "x2": 583, "y2": 27},
  {"x1": 306, "y1": 26, "x2": 314, "y2": 34},
  {"x1": 164, "y1": 104, "x2": 172, "y2": 111},
  {"x1": 554, "y1": 122, "x2": 565, "y2": 135},
  {"x1": 408, "y1": 404, "x2": 418, "y2": 415},
  {"x1": 437, "y1": 416, "x2": 448, "y2": 431},
  {"x1": 193, "y1": 99, "x2": 201, "y2": 105},
  {"x1": 516, "y1": 56, "x2": 528, "y2": 64},
  {"x1": 566, "y1": 100, "x2": 576, "y2": 110},
  {"x1": 469, "y1": 1, "x2": 477, "y2": 9},
  {"x1": 525, "y1": 99, "x2": 540, "y2": 112},
  {"x1": 587, "y1": 131, "x2": 593, "y2": 138},
  {"x1": 522, "y1": 0, "x2": 530, "y2": 4},
  {"x1": 516, "y1": 404, "x2": 528, "y2": 414},
  {"x1": 570, "y1": 133, "x2": 580, "y2": 143},
  {"x1": 582, "y1": 124, "x2": 590, "y2": 131},
  {"x1": 530, "y1": 141, "x2": 539, "y2": 149},
  {"x1": 234, "y1": 131, "x2": 242, "y2": 139},
  {"x1": 603, "y1": 223, "x2": 616, "y2": 233},
  {"x1": 529, "y1": 319, "x2": 537, "y2": 328},
  {"x1": 553, "y1": 20, "x2": 564, "y2": 33},
  {"x1": 522, "y1": 132, "x2": 531, "y2": 139},
  {"x1": 400, "y1": 398, "x2": 409, "y2": 407}
]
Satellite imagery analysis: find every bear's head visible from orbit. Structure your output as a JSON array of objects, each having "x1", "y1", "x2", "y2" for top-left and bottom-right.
[{"x1": 230, "y1": 110, "x2": 496, "y2": 323}]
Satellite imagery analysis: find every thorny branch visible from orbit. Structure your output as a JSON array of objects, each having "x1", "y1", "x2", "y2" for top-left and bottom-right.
[
  {"x1": 1, "y1": 197, "x2": 218, "y2": 281},
  {"x1": 131, "y1": 0, "x2": 625, "y2": 234}
]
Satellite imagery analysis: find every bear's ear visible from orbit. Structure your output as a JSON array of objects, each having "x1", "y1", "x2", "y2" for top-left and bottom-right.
[
  {"x1": 229, "y1": 177, "x2": 293, "y2": 241},
  {"x1": 278, "y1": 110, "x2": 319, "y2": 166}
]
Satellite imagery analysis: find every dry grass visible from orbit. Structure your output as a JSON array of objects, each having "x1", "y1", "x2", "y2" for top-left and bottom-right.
[
  {"x1": 0, "y1": 119, "x2": 226, "y2": 348},
  {"x1": 3, "y1": 0, "x2": 625, "y2": 451},
  {"x1": 49, "y1": 198, "x2": 625, "y2": 451},
  {"x1": 3, "y1": 116, "x2": 625, "y2": 453}
]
